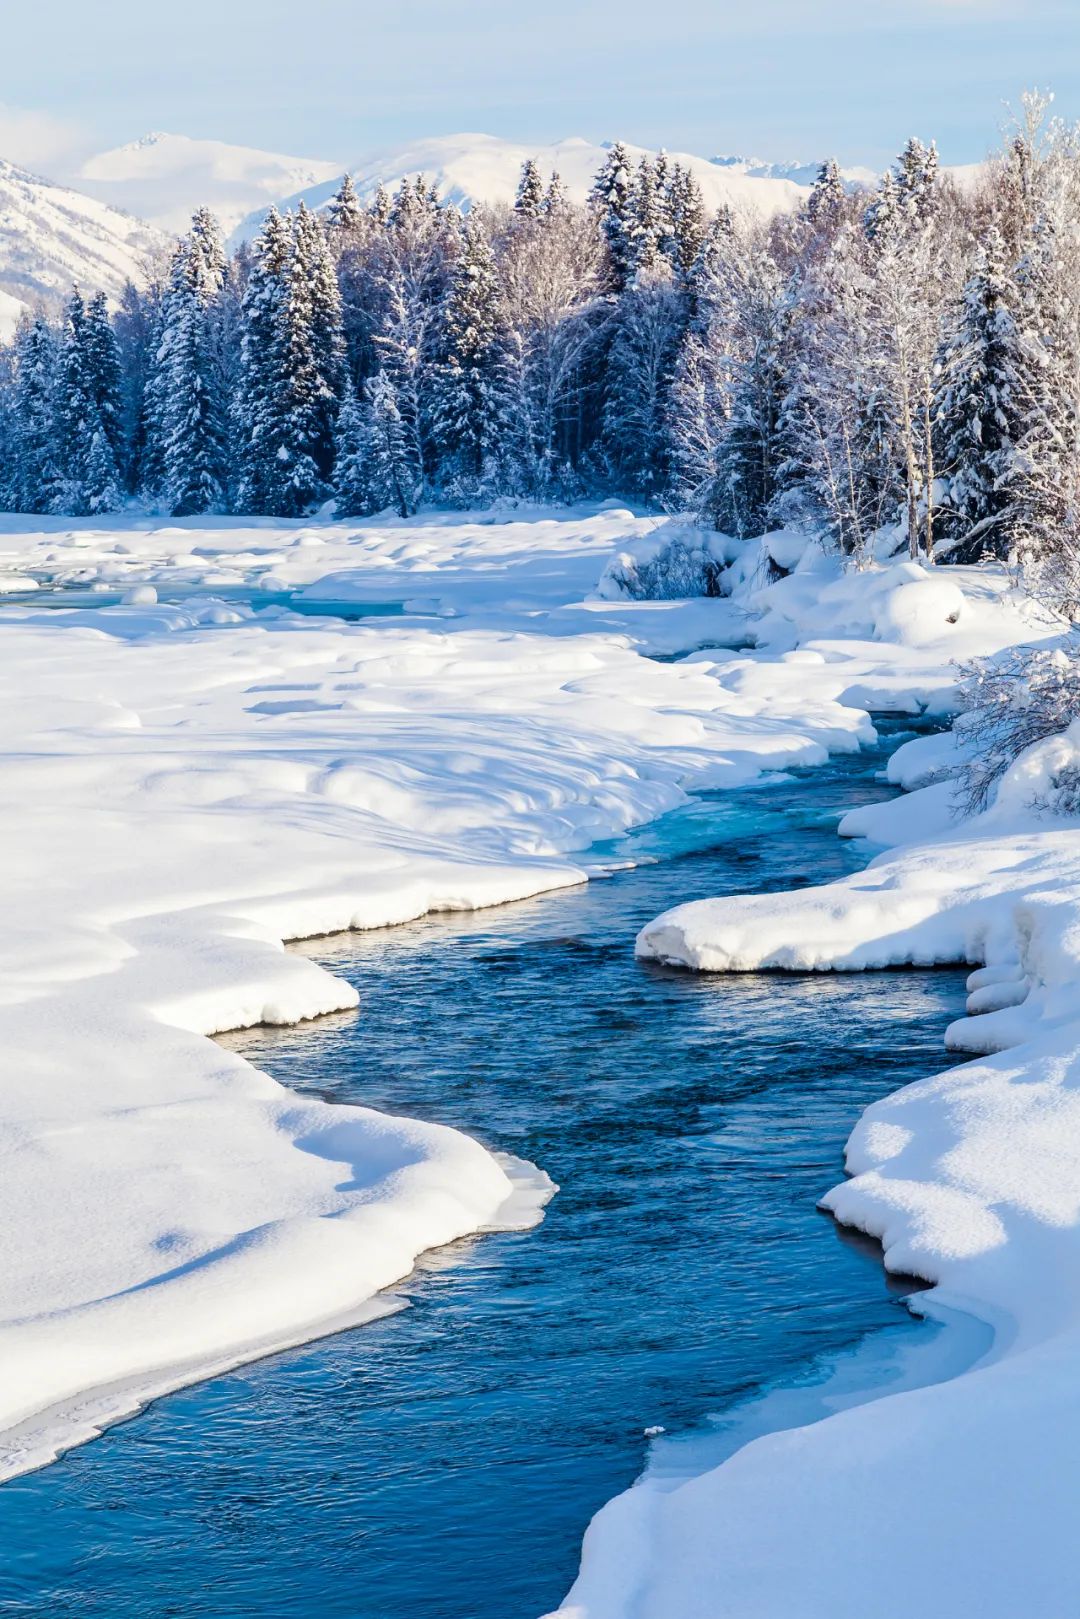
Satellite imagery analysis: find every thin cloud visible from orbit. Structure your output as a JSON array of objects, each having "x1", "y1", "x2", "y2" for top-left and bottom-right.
[{"x1": 0, "y1": 103, "x2": 90, "y2": 176}]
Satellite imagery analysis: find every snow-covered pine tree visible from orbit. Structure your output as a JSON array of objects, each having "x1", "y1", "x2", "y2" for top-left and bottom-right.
[
  {"x1": 294, "y1": 201, "x2": 346, "y2": 478},
  {"x1": 235, "y1": 209, "x2": 304, "y2": 513},
  {"x1": 113, "y1": 279, "x2": 160, "y2": 494},
  {"x1": 863, "y1": 170, "x2": 900, "y2": 245},
  {"x1": 156, "y1": 238, "x2": 229, "y2": 515},
  {"x1": 515, "y1": 159, "x2": 545, "y2": 218},
  {"x1": 542, "y1": 171, "x2": 569, "y2": 217},
  {"x1": 326, "y1": 174, "x2": 365, "y2": 245},
  {"x1": 188, "y1": 206, "x2": 228, "y2": 295},
  {"x1": 235, "y1": 205, "x2": 349, "y2": 515},
  {"x1": 590, "y1": 143, "x2": 636, "y2": 292},
  {"x1": 806, "y1": 159, "x2": 846, "y2": 228},
  {"x1": 667, "y1": 165, "x2": 707, "y2": 279},
  {"x1": 52, "y1": 288, "x2": 121, "y2": 515},
  {"x1": 11, "y1": 314, "x2": 60, "y2": 512},
  {"x1": 370, "y1": 268, "x2": 426, "y2": 506},
  {"x1": 82, "y1": 292, "x2": 124, "y2": 469},
  {"x1": 999, "y1": 213, "x2": 1078, "y2": 584},
  {"x1": 630, "y1": 157, "x2": 666, "y2": 276},
  {"x1": 364, "y1": 369, "x2": 423, "y2": 516},
  {"x1": 896, "y1": 137, "x2": 940, "y2": 225},
  {"x1": 707, "y1": 251, "x2": 794, "y2": 537},
  {"x1": 429, "y1": 219, "x2": 525, "y2": 499},
  {"x1": 932, "y1": 229, "x2": 1021, "y2": 560},
  {"x1": 332, "y1": 381, "x2": 369, "y2": 516},
  {"x1": 601, "y1": 265, "x2": 683, "y2": 499},
  {"x1": 369, "y1": 182, "x2": 393, "y2": 227}
]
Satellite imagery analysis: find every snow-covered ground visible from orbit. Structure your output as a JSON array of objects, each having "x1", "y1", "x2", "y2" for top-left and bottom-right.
[
  {"x1": 0, "y1": 507, "x2": 896, "y2": 1482},
  {"x1": 6, "y1": 506, "x2": 1078, "y2": 1619},
  {"x1": 558, "y1": 534, "x2": 1080, "y2": 1618}
]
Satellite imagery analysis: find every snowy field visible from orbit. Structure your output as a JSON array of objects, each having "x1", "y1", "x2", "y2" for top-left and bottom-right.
[{"x1": 1, "y1": 505, "x2": 1075, "y2": 1616}]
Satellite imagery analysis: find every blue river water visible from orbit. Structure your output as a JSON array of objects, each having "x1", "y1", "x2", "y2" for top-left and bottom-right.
[{"x1": 0, "y1": 721, "x2": 969, "y2": 1619}]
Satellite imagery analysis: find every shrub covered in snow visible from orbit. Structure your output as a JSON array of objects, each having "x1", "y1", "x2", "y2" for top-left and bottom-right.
[
  {"x1": 955, "y1": 643, "x2": 1080, "y2": 815},
  {"x1": 597, "y1": 522, "x2": 734, "y2": 600}
]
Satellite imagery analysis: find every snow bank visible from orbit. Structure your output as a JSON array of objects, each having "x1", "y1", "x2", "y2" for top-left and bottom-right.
[{"x1": 556, "y1": 569, "x2": 1080, "y2": 1616}]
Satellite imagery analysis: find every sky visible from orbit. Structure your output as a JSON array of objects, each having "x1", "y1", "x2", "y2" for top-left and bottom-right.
[{"x1": 1, "y1": 0, "x2": 1078, "y2": 175}]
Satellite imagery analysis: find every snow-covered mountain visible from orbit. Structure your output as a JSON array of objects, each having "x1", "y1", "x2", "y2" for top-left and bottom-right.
[
  {"x1": 75, "y1": 132, "x2": 343, "y2": 237},
  {"x1": 234, "y1": 133, "x2": 811, "y2": 243},
  {"x1": 711, "y1": 153, "x2": 879, "y2": 191},
  {"x1": 0, "y1": 158, "x2": 166, "y2": 340}
]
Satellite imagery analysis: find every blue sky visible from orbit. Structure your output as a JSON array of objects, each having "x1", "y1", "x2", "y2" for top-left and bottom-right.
[{"x1": 0, "y1": 0, "x2": 1076, "y2": 172}]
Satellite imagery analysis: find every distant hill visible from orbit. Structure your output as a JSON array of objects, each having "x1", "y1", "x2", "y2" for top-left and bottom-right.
[
  {"x1": 75, "y1": 131, "x2": 343, "y2": 238},
  {"x1": 0, "y1": 157, "x2": 165, "y2": 339},
  {"x1": 232, "y1": 132, "x2": 812, "y2": 244}
]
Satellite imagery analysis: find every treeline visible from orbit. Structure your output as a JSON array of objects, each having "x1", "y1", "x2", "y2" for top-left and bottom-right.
[{"x1": 4, "y1": 94, "x2": 1080, "y2": 607}]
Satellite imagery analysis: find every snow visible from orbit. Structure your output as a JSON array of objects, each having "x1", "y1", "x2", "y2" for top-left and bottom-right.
[
  {"x1": 74, "y1": 131, "x2": 343, "y2": 237},
  {"x1": 554, "y1": 548, "x2": 1080, "y2": 1618},
  {"x1": 0, "y1": 506, "x2": 889, "y2": 1481},
  {"x1": 232, "y1": 133, "x2": 809, "y2": 245},
  {"x1": 0, "y1": 157, "x2": 165, "y2": 337},
  {"x1": 711, "y1": 152, "x2": 879, "y2": 190},
  {"x1": 11, "y1": 503, "x2": 1080, "y2": 1619}
]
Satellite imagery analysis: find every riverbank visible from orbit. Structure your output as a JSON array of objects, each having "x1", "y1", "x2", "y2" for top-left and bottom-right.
[{"x1": 556, "y1": 549, "x2": 1080, "y2": 1614}]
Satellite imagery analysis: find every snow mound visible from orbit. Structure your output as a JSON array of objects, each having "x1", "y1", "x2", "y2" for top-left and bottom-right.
[
  {"x1": 874, "y1": 575, "x2": 965, "y2": 646},
  {"x1": 596, "y1": 521, "x2": 734, "y2": 601}
]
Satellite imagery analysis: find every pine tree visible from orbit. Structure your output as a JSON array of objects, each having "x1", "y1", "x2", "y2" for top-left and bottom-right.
[
  {"x1": 515, "y1": 159, "x2": 545, "y2": 218},
  {"x1": 157, "y1": 240, "x2": 228, "y2": 515},
  {"x1": 710, "y1": 284, "x2": 793, "y2": 537},
  {"x1": 234, "y1": 206, "x2": 349, "y2": 514},
  {"x1": 806, "y1": 159, "x2": 846, "y2": 228},
  {"x1": 188, "y1": 206, "x2": 228, "y2": 295},
  {"x1": 896, "y1": 137, "x2": 940, "y2": 225},
  {"x1": 365, "y1": 369, "x2": 422, "y2": 516},
  {"x1": 235, "y1": 209, "x2": 306, "y2": 513},
  {"x1": 113, "y1": 279, "x2": 160, "y2": 494},
  {"x1": 52, "y1": 288, "x2": 121, "y2": 515},
  {"x1": 933, "y1": 230, "x2": 1021, "y2": 560},
  {"x1": 294, "y1": 201, "x2": 346, "y2": 476},
  {"x1": 327, "y1": 174, "x2": 365, "y2": 243},
  {"x1": 429, "y1": 219, "x2": 524, "y2": 498},
  {"x1": 590, "y1": 143, "x2": 636, "y2": 292},
  {"x1": 371, "y1": 268, "x2": 427, "y2": 503},
  {"x1": 542, "y1": 171, "x2": 569, "y2": 217},
  {"x1": 602, "y1": 272, "x2": 683, "y2": 499},
  {"x1": 332, "y1": 381, "x2": 370, "y2": 516},
  {"x1": 11, "y1": 314, "x2": 60, "y2": 512},
  {"x1": 369, "y1": 182, "x2": 393, "y2": 227},
  {"x1": 667, "y1": 166, "x2": 707, "y2": 278},
  {"x1": 630, "y1": 157, "x2": 667, "y2": 277},
  {"x1": 864, "y1": 170, "x2": 901, "y2": 245},
  {"x1": 82, "y1": 292, "x2": 123, "y2": 466}
]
